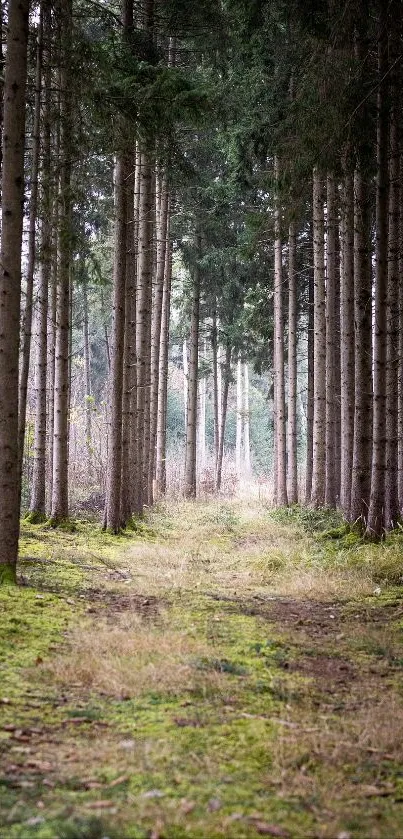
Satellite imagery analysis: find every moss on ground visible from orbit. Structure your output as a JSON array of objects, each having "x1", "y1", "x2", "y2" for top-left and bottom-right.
[{"x1": 1, "y1": 503, "x2": 403, "y2": 838}]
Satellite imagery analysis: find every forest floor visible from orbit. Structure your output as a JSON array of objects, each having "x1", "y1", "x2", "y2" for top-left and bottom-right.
[{"x1": 2, "y1": 501, "x2": 403, "y2": 839}]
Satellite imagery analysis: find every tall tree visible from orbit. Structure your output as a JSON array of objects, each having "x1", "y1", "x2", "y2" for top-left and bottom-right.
[
  {"x1": 50, "y1": 0, "x2": 73, "y2": 524},
  {"x1": 287, "y1": 219, "x2": 298, "y2": 503},
  {"x1": 184, "y1": 238, "x2": 201, "y2": 499},
  {"x1": 311, "y1": 170, "x2": 326, "y2": 507},
  {"x1": 367, "y1": 7, "x2": 389, "y2": 537},
  {"x1": 0, "y1": 0, "x2": 30, "y2": 582},
  {"x1": 273, "y1": 157, "x2": 287, "y2": 506},
  {"x1": 30, "y1": 0, "x2": 52, "y2": 520}
]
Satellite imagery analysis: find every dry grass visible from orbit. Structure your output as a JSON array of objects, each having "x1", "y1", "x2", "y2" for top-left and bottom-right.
[{"x1": 47, "y1": 611, "x2": 224, "y2": 699}]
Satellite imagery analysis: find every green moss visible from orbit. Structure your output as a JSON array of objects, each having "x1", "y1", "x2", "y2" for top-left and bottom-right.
[
  {"x1": 0, "y1": 563, "x2": 17, "y2": 586},
  {"x1": 24, "y1": 510, "x2": 47, "y2": 525}
]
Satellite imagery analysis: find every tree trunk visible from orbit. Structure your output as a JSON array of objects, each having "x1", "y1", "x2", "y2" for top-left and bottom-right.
[
  {"x1": 236, "y1": 358, "x2": 242, "y2": 480},
  {"x1": 399, "y1": 156, "x2": 403, "y2": 512},
  {"x1": 30, "y1": 1, "x2": 52, "y2": 518},
  {"x1": 274, "y1": 157, "x2": 288, "y2": 506},
  {"x1": 104, "y1": 156, "x2": 127, "y2": 532},
  {"x1": 183, "y1": 338, "x2": 188, "y2": 429},
  {"x1": 148, "y1": 168, "x2": 169, "y2": 501},
  {"x1": 211, "y1": 309, "x2": 220, "y2": 470},
  {"x1": 0, "y1": 0, "x2": 29, "y2": 582},
  {"x1": 134, "y1": 152, "x2": 153, "y2": 515},
  {"x1": 215, "y1": 344, "x2": 231, "y2": 492},
  {"x1": 385, "y1": 42, "x2": 400, "y2": 530},
  {"x1": 311, "y1": 169, "x2": 326, "y2": 507},
  {"x1": 155, "y1": 239, "x2": 172, "y2": 497},
  {"x1": 18, "y1": 9, "x2": 43, "y2": 485},
  {"x1": 287, "y1": 219, "x2": 298, "y2": 503},
  {"x1": 350, "y1": 166, "x2": 373, "y2": 526},
  {"x1": 243, "y1": 362, "x2": 251, "y2": 475},
  {"x1": 198, "y1": 342, "x2": 207, "y2": 472},
  {"x1": 366, "y1": 12, "x2": 389, "y2": 538},
  {"x1": 305, "y1": 262, "x2": 314, "y2": 503},
  {"x1": 184, "y1": 246, "x2": 201, "y2": 499},
  {"x1": 325, "y1": 173, "x2": 338, "y2": 507},
  {"x1": 51, "y1": 0, "x2": 73, "y2": 524},
  {"x1": 82, "y1": 274, "x2": 92, "y2": 461},
  {"x1": 339, "y1": 165, "x2": 355, "y2": 518}
]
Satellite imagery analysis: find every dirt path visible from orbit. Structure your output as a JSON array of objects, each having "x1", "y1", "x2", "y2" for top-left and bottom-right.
[{"x1": 1, "y1": 500, "x2": 403, "y2": 838}]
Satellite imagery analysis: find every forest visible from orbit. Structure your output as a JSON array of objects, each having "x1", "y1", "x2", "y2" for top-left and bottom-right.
[{"x1": 2, "y1": 0, "x2": 403, "y2": 837}]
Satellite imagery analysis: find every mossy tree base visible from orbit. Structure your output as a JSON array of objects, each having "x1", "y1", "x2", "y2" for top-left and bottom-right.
[
  {"x1": 24, "y1": 510, "x2": 47, "y2": 525},
  {"x1": 0, "y1": 563, "x2": 17, "y2": 586},
  {"x1": 48, "y1": 517, "x2": 77, "y2": 533}
]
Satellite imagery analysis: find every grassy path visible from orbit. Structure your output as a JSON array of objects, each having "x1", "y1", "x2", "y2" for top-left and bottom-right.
[{"x1": 1, "y1": 500, "x2": 403, "y2": 838}]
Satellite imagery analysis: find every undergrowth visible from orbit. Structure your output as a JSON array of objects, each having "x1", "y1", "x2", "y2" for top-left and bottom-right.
[{"x1": 1, "y1": 500, "x2": 403, "y2": 838}]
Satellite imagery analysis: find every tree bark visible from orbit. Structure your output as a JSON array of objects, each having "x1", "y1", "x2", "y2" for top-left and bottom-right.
[
  {"x1": 82, "y1": 274, "x2": 92, "y2": 460},
  {"x1": 350, "y1": 166, "x2": 373, "y2": 526},
  {"x1": 0, "y1": 0, "x2": 29, "y2": 582},
  {"x1": 305, "y1": 261, "x2": 314, "y2": 503},
  {"x1": 325, "y1": 173, "x2": 338, "y2": 507},
  {"x1": 385, "y1": 31, "x2": 400, "y2": 530},
  {"x1": 155, "y1": 239, "x2": 172, "y2": 497},
  {"x1": 18, "y1": 9, "x2": 43, "y2": 485},
  {"x1": 311, "y1": 169, "x2": 326, "y2": 507},
  {"x1": 243, "y1": 362, "x2": 251, "y2": 475},
  {"x1": 339, "y1": 166, "x2": 355, "y2": 518},
  {"x1": 215, "y1": 343, "x2": 231, "y2": 492},
  {"x1": 236, "y1": 358, "x2": 242, "y2": 480},
  {"x1": 287, "y1": 219, "x2": 298, "y2": 503},
  {"x1": 104, "y1": 156, "x2": 127, "y2": 532},
  {"x1": 273, "y1": 157, "x2": 287, "y2": 505},
  {"x1": 135, "y1": 151, "x2": 153, "y2": 515},
  {"x1": 184, "y1": 243, "x2": 201, "y2": 499},
  {"x1": 148, "y1": 168, "x2": 169, "y2": 501},
  {"x1": 366, "y1": 11, "x2": 389, "y2": 537},
  {"x1": 31, "y1": 0, "x2": 52, "y2": 518},
  {"x1": 51, "y1": 0, "x2": 73, "y2": 524}
]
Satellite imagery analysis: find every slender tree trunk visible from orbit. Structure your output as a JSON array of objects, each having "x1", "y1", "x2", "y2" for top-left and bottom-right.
[
  {"x1": 399, "y1": 156, "x2": 403, "y2": 511},
  {"x1": 339, "y1": 166, "x2": 355, "y2": 518},
  {"x1": 184, "y1": 246, "x2": 201, "y2": 499},
  {"x1": 0, "y1": 0, "x2": 30, "y2": 582},
  {"x1": 311, "y1": 169, "x2": 326, "y2": 507},
  {"x1": 243, "y1": 362, "x2": 251, "y2": 475},
  {"x1": 385, "y1": 38, "x2": 400, "y2": 530},
  {"x1": 31, "y1": 1, "x2": 52, "y2": 518},
  {"x1": 215, "y1": 344, "x2": 231, "y2": 492},
  {"x1": 82, "y1": 274, "x2": 92, "y2": 459},
  {"x1": 129, "y1": 147, "x2": 140, "y2": 510},
  {"x1": 183, "y1": 338, "x2": 188, "y2": 429},
  {"x1": 212, "y1": 309, "x2": 220, "y2": 470},
  {"x1": 198, "y1": 342, "x2": 207, "y2": 472},
  {"x1": 236, "y1": 358, "x2": 242, "y2": 479},
  {"x1": 47, "y1": 189, "x2": 58, "y2": 510},
  {"x1": 148, "y1": 168, "x2": 169, "y2": 501},
  {"x1": 134, "y1": 152, "x2": 153, "y2": 515},
  {"x1": 274, "y1": 157, "x2": 288, "y2": 505},
  {"x1": 18, "y1": 10, "x2": 43, "y2": 485},
  {"x1": 350, "y1": 166, "x2": 373, "y2": 526},
  {"x1": 155, "y1": 239, "x2": 172, "y2": 496},
  {"x1": 367, "y1": 12, "x2": 389, "y2": 537},
  {"x1": 287, "y1": 219, "x2": 298, "y2": 503},
  {"x1": 51, "y1": 0, "x2": 73, "y2": 524},
  {"x1": 104, "y1": 156, "x2": 127, "y2": 532},
  {"x1": 121, "y1": 149, "x2": 136, "y2": 525},
  {"x1": 305, "y1": 262, "x2": 314, "y2": 503},
  {"x1": 325, "y1": 173, "x2": 338, "y2": 507}
]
